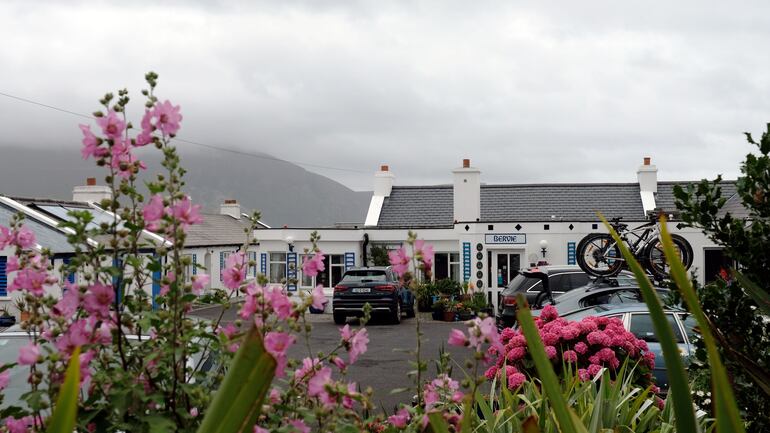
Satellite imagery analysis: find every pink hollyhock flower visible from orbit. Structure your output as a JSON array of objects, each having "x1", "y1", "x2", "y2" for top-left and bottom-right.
[
  {"x1": 55, "y1": 319, "x2": 92, "y2": 354},
  {"x1": 9, "y1": 268, "x2": 52, "y2": 296},
  {"x1": 0, "y1": 226, "x2": 10, "y2": 249},
  {"x1": 4, "y1": 416, "x2": 33, "y2": 433},
  {"x1": 151, "y1": 100, "x2": 183, "y2": 136},
  {"x1": 79, "y1": 350, "x2": 96, "y2": 385},
  {"x1": 222, "y1": 252, "x2": 247, "y2": 290},
  {"x1": 0, "y1": 371, "x2": 9, "y2": 390},
  {"x1": 12, "y1": 226, "x2": 35, "y2": 249},
  {"x1": 239, "y1": 294, "x2": 257, "y2": 319},
  {"x1": 18, "y1": 343, "x2": 40, "y2": 365},
  {"x1": 301, "y1": 253, "x2": 325, "y2": 278},
  {"x1": 388, "y1": 247, "x2": 410, "y2": 276},
  {"x1": 5, "y1": 256, "x2": 18, "y2": 273},
  {"x1": 331, "y1": 356, "x2": 346, "y2": 371},
  {"x1": 253, "y1": 426, "x2": 269, "y2": 433},
  {"x1": 110, "y1": 142, "x2": 146, "y2": 178},
  {"x1": 264, "y1": 332, "x2": 295, "y2": 377},
  {"x1": 159, "y1": 272, "x2": 176, "y2": 297},
  {"x1": 288, "y1": 419, "x2": 310, "y2": 433},
  {"x1": 142, "y1": 194, "x2": 165, "y2": 231},
  {"x1": 311, "y1": 284, "x2": 326, "y2": 310},
  {"x1": 448, "y1": 329, "x2": 468, "y2": 347},
  {"x1": 219, "y1": 323, "x2": 238, "y2": 340},
  {"x1": 79, "y1": 124, "x2": 107, "y2": 159},
  {"x1": 170, "y1": 196, "x2": 203, "y2": 230},
  {"x1": 268, "y1": 287, "x2": 293, "y2": 319},
  {"x1": 507, "y1": 372, "x2": 526, "y2": 389},
  {"x1": 414, "y1": 239, "x2": 434, "y2": 271},
  {"x1": 343, "y1": 382, "x2": 357, "y2": 409},
  {"x1": 83, "y1": 282, "x2": 115, "y2": 318},
  {"x1": 96, "y1": 110, "x2": 126, "y2": 141},
  {"x1": 544, "y1": 345, "x2": 557, "y2": 359},
  {"x1": 52, "y1": 283, "x2": 81, "y2": 317},
  {"x1": 191, "y1": 274, "x2": 210, "y2": 295},
  {"x1": 134, "y1": 110, "x2": 154, "y2": 146},
  {"x1": 388, "y1": 407, "x2": 411, "y2": 428},
  {"x1": 269, "y1": 388, "x2": 281, "y2": 404},
  {"x1": 307, "y1": 366, "x2": 332, "y2": 397},
  {"x1": 340, "y1": 325, "x2": 369, "y2": 364},
  {"x1": 294, "y1": 357, "x2": 320, "y2": 381}
]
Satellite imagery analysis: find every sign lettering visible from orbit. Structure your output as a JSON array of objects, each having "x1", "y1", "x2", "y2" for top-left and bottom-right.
[{"x1": 485, "y1": 233, "x2": 526, "y2": 245}]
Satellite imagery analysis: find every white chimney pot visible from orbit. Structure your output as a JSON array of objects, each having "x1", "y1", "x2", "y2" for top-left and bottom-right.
[
  {"x1": 220, "y1": 200, "x2": 241, "y2": 219},
  {"x1": 452, "y1": 158, "x2": 481, "y2": 223},
  {"x1": 73, "y1": 178, "x2": 112, "y2": 203}
]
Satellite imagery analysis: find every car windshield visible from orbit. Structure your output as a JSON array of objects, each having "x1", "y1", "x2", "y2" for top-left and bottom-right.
[
  {"x1": 341, "y1": 270, "x2": 388, "y2": 283},
  {"x1": 508, "y1": 274, "x2": 542, "y2": 292}
]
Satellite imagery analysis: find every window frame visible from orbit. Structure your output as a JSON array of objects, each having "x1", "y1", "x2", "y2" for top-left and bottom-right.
[{"x1": 269, "y1": 252, "x2": 287, "y2": 284}]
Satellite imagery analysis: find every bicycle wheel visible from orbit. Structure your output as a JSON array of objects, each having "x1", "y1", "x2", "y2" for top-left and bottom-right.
[
  {"x1": 576, "y1": 233, "x2": 623, "y2": 277},
  {"x1": 644, "y1": 234, "x2": 694, "y2": 280}
]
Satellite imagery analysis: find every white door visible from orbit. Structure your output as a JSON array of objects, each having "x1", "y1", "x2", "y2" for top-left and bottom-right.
[{"x1": 489, "y1": 251, "x2": 521, "y2": 309}]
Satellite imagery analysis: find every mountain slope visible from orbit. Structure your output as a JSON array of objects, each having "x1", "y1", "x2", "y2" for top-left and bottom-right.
[{"x1": 0, "y1": 146, "x2": 371, "y2": 227}]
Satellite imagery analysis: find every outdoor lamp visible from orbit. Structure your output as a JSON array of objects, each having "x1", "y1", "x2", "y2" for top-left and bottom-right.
[
  {"x1": 285, "y1": 235, "x2": 295, "y2": 252},
  {"x1": 539, "y1": 239, "x2": 548, "y2": 257}
]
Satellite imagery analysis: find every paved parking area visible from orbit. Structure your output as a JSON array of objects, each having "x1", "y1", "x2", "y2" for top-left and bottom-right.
[{"x1": 192, "y1": 305, "x2": 471, "y2": 410}]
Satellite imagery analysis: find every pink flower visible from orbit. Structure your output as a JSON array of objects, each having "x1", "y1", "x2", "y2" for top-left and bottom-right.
[
  {"x1": 484, "y1": 365, "x2": 498, "y2": 380},
  {"x1": 83, "y1": 282, "x2": 114, "y2": 318},
  {"x1": 414, "y1": 240, "x2": 434, "y2": 271},
  {"x1": 18, "y1": 343, "x2": 40, "y2": 365},
  {"x1": 331, "y1": 356, "x2": 346, "y2": 371},
  {"x1": 563, "y1": 350, "x2": 578, "y2": 363},
  {"x1": 544, "y1": 345, "x2": 557, "y2": 359},
  {"x1": 0, "y1": 226, "x2": 10, "y2": 249},
  {"x1": 53, "y1": 283, "x2": 81, "y2": 317},
  {"x1": 506, "y1": 346, "x2": 526, "y2": 362},
  {"x1": 4, "y1": 416, "x2": 33, "y2": 433},
  {"x1": 578, "y1": 369, "x2": 590, "y2": 381},
  {"x1": 135, "y1": 110, "x2": 154, "y2": 146},
  {"x1": 311, "y1": 284, "x2": 326, "y2": 310},
  {"x1": 388, "y1": 407, "x2": 411, "y2": 428},
  {"x1": 143, "y1": 194, "x2": 165, "y2": 231},
  {"x1": 288, "y1": 419, "x2": 310, "y2": 433},
  {"x1": 507, "y1": 372, "x2": 526, "y2": 389},
  {"x1": 13, "y1": 226, "x2": 35, "y2": 249},
  {"x1": 79, "y1": 124, "x2": 107, "y2": 159},
  {"x1": 269, "y1": 388, "x2": 281, "y2": 404},
  {"x1": 294, "y1": 357, "x2": 320, "y2": 381},
  {"x1": 588, "y1": 363, "x2": 603, "y2": 377},
  {"x1": 189, "y1": 407, "x2": 199, "y2": 418},
  {"x1": 268, "y1": 287, "x2": 292, "y2": 319},
  {"x1": 222, "y1": 252, "x2": 247, "y2": 290},
  {"x1": 448, "y1": 329, "x2": 468, "y2": 347},
  {"x1": 388, "y1": 247, "x2": 410, "y2": 276},
  {"x1": 540, "y1": 304, "x2": 559, "y2": 322},
  {"x1": 4, "y1": 256, "x2": 18, "y2": 273},
  {"x1": 540, "y1": 331, "x2": 559, "y2": 346},
  {"x1": 574, "y1": 341, "x2": 588, "y2": 354},
  {"x1": 9, "y1": 268, "x2": 52, "y2": 296},
  {"x1": 110, "y1": 141, "x2": 145, "y2": 178},
  {"x1": 95, "y1": 110, "x2": 126, "y2": 141},
  {"x1": 340, "y1": 325, "x2": 369, "y2": 364},
  {"x1": 307, "y1": 366, "x2": 332, "y2": 397},
  {"x1": 302, "y1": 253, "x2": 325, "y2": 278},
  {"x1": 170, "y1": 196, "x2": 203, "y2": 230},
  {"x1": 253, "y1": 426, "x2": 269, "y2": 433},
  {"x1": 0, "y1": 371, "x2": 9, "y2": 390},
  {"x1": 587, "y1": 331, "x2": 610, "y2": 346},
  {"x1": 191, "y1": 274, "x2": 210, "y2": 295},
  {"x1": 151, "y1": 100, "x2": 183, "y2": 136},
  {"x1": 264, "y1": 332, "x2": 295, "y2": 377}
]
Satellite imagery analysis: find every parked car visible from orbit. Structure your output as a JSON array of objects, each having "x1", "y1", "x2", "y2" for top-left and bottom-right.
[
  {"x1": 332, "y1": 267, "x2": 415, "y2": 325},
  {"x1": 558, "y1": 303, "x2": 696, "y2": 390},
  {"x1": 529, "y1": 285, "x2": 671, "y2": 318},
  {"x1": 496, "y1": 265, "x2": 637, "y2": 328}
]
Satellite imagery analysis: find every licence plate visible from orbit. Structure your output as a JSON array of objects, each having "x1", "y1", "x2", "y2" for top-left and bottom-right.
[{"x1": 351, "y1": 288, "x2": 371, "y2": 293}]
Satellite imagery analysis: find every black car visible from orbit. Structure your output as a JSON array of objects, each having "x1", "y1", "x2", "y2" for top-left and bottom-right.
[
  {"x1": 332, "y1": 267, "x2": 415, "y2": 324},
  {"x1": 496, "y1": 265, "x2": 636, "y2": 328}
]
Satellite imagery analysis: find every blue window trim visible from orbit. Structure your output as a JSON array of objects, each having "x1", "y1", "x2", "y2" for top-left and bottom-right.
[{"x1": 0, "y1": 257, "x2": 7, "y2": 297}]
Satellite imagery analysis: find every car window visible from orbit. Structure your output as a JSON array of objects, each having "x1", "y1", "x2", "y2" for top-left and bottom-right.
[
  {"x1": 679, "y1": 314, "x2": 697, "y2": 342},
  {"x1": 567, "y1": 273, "x2": 591, "y2": 290},
  {"x1": 629, "y1": 313, "x2": 684, "y2": 343},
  {"x1": 616, "y1": 274, "x2": 637, "y2": 285},
  {"x1": 549, "y1": 275, "x2": 564, "y2": 292},
  {"x1": 340, "y1": 270, "x2": 388, "y2": 283},
  {"x1": 581, "y1": 290, "x2": 641, "y2": 307},
  {"x1": 509, "y1": 274, "x2": 543, "y2": 292}
]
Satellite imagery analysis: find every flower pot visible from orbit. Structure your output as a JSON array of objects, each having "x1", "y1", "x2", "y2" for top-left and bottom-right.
[
  {"x1": 19, "y1": 311, "x2": 30, "y2": 322},
  {"x1": 431, "y1": 309, "x2": 443, "y2": 321},
  {"x1": 458, "y1": 312, "x2": 475, "y2": 321},
  {"x1": 443, "y1": 311, "x2": 456, "y2": 322}
]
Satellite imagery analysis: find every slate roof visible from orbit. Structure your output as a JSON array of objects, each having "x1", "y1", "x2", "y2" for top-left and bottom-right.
[
  {"x1": 376, "y1": 181, "x2": 739, "y2": 228},
  {"x1": 184, "y1": 213, "x2": 254, "y2": 247},
  {"x1": 0, "y1": 202, "x2": 75, "y2": 254}
]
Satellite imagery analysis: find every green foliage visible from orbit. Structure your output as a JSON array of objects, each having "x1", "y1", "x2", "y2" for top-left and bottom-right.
[
  {"x1": 674, "y1": 124, "x2": 770, "y2": 432},
  {"x1": 45, "y1": 347, "x2": 80, "y2": 433},
  {"x1": 370, "y1": 245, "x2": 391, "y2": 266}
]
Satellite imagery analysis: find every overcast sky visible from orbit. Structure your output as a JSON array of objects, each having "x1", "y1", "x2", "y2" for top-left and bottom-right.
[{"x1": 1, "y1": 1, "x2": 768, "y2": 190}]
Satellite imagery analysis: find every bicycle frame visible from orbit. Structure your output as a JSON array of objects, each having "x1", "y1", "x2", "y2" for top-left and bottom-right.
[{"x1": 600, "y1": 220, "x2": 662, "y2": 264}]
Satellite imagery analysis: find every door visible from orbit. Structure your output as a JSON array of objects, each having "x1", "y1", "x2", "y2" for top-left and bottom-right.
[{"x1": 490, "y1": 251, "x2": 521, "y2": 309}]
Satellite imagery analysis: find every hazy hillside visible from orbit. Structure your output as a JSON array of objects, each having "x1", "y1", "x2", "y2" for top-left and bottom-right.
[{"x1": 0, "y1": 146, "x2": 371, "y2": 227}]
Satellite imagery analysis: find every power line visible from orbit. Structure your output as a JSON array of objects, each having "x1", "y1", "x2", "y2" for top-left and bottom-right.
[{"x1": 0, "y1": 90, "x2": 370, "y2": 174}]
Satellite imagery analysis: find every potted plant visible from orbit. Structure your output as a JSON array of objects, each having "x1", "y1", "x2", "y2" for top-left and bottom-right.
[
  {"x1": 14, "y1": 299, "x2": 30, "y2": 322},
  {"x1": 432, "y1": 298, "x2": 447, "y2": 321},
  {"x1": 0, "y1": 307, "x2": 15, "y2": 327},
  {"x1": 442, "y1": 300, "x2": 457, "y2": 322},
  {"x1": 456, "y1": 302, "x2": 475, "y2": 321},
  {"x1": 416, "y1": 282, "x2": 437, "y2": 312}
]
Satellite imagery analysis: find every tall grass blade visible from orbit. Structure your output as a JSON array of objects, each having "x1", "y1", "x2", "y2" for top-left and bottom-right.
[
  {"x1": 659, "y1": 216, "x2": 745, "y2": 433},
  {"x1": 516, "y1": 294, "x2": 588, "y2": 433},
  {"x1": 45, "y1": 346, "x2": 80, "y2": 433},
  {"x1": 196, "y1": 327, "x2": 277, "y2": 433},
  {"x1": 598, "y1": 213, "x2": 700, "y2": 433}
]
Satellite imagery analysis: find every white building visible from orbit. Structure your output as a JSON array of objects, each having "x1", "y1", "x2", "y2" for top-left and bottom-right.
[{"x1": 252, "y1": 158, "x2": 737, "y2": 310}]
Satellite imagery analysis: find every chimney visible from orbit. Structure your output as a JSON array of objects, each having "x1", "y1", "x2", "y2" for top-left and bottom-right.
[
  {"x1": 452, "y1": 158, "x2": 481, "y2": 223},
  {"x1": 73, "y1": 178, "x2": 112, "y2": 203},
  {"x1": 220, "y1": 199, "x2": 241, "y2": 219},
  {"x1": 637, "y1": 156, "x2": 658, "y2": 214},
  {"x1": 373, "y1": 164, "x2": 395, "y2": 197}
]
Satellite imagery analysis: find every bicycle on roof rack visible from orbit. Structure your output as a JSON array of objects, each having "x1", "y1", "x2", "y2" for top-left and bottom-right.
[{"x1": 575, "y1": 212, "x2": 694, "y2": 281}]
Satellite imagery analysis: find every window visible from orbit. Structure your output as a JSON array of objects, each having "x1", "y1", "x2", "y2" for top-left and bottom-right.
[
  {"x1": 340, "y1": 270, "x2": 388, "y2": 284},
  {"x1": 629, "y1": 313, "x2": 684, "y2": 343},
  {"x1": 269, "y1": 252, "x2": 287, "y2": 284},
  {"x1": 564, "y1": 273, "x2": 590, "y2": 290},
  {"x1": 60, "y1": 257, "x2": 76, "y2": 285},
  {"x1": 313, "y1": 254, "x2": 345, "y2": 288},
  {"x1": 434, "y1": 252, "x2": 461, "y2": 281}
]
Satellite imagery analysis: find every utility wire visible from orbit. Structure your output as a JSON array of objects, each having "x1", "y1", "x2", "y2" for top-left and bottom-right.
[{"x1": 0, "y1": 90, "x2": 370, "y2": 174}]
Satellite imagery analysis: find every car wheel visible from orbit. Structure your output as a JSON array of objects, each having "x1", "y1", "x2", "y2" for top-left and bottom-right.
[
  {"x1": 333, "y1": 312, "x2": 346, "y2": 325},
  {"x1": 391, "y1": 301, "x2": 402, "y2": 324}
]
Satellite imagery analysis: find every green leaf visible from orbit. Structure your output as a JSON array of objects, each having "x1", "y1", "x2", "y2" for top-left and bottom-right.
[
  {"x1": 733, "y1": 271, "x2": 770, "y2": 316},
  {"x1": 46, "y1": 346, "x2": 80, "y2": 433},
  {"x1": 196, "y1": 327, "x2": 277, "y2": 433},
  {"x1": 427, "y1": 412, "x2": 451, "y2": 433},
  {"x1": 599, "y1": 213, "x2": 700, "y2": 433},
  {"x1": 516, "y1": 294, "x2": 588, "y2": 433},
  {"x1": 659, "y1": 216, "x2": 746, "y2": 433}
]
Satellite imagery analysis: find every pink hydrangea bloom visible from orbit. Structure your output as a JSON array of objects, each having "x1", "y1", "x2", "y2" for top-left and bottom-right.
[
  {"x1": 388, "y1": 407, "x2": 411, "y2": 428},
  {"x1": 18, "y1": 343, "x2": 40, "y2": 365},
  {"x1": 83, "y1": 282, "x2": 115, "y2": 318},
  {"x1": 264, "y1": 331, "x2": 295, "y2": 377},
  {"x1": 506, "y1": 346, "x2": 526, "y2": 362},
  {"x1": 588, "y1": 363, "x2": 603, "y2": 377},
  {"x1": 191, "y1": 274, "x2": 210, "y2": 295},
  {"x1": 484, "y1": 365, "x2": 498, "y2": 380},
  {"x1": 301, "y1": 253, "x2": 325, "y2": 278},
  {"x1": 574, "y1": 341, "x2": 588, "y2": 354},
  {"x1": 388, "y1": 247, "x2": 410, "y2": 276},
  {"x1": 95, "y1": 110, "x2": 126, "y2": 141},
  {"x1": 563, "y1": 350, "x2": 578, "y2": 363},
  {"x1": 448, "y1": 329, "x2": 468, "y2": 347},
  {"x1": 540, "y1": 304, "x2": 559, "y2": 322},
  {"x1": 507, "y1": 372, "x2": 526, "y2": 389},
  {"x1": 544, "y1": 345, "x2": 557, "y2": 359},
  {"x1": 151, "y1": 100, "x2": 183, "y2": 136},
  {"x1": 170, "y1": 196, "x2": 203, "y2": 230}
]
